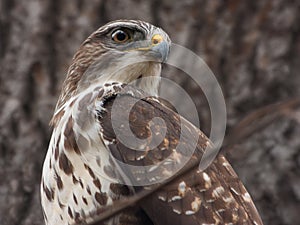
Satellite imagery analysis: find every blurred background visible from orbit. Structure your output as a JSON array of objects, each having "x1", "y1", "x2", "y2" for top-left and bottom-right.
[{"x1": 0, "y1": 0, "x2": 300, "y2": 224}]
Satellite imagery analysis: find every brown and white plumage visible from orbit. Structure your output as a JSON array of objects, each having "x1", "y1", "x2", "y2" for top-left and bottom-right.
[{"x1": 41, "y1": 20, "x2": 263, "y2": 225}]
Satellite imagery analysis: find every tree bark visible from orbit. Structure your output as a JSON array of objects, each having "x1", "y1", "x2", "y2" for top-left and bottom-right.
[{"x1": 0, "y1": 0, "x2": 299, "y2": 225}]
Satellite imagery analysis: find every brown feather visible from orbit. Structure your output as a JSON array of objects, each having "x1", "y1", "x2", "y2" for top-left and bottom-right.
[{"x1": 96, "y1": 85, "x2": 263, "y2": 225}]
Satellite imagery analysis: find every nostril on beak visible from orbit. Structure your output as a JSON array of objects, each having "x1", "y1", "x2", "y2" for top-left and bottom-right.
[{"x1": 151, "y1": 34, "x2": 164, "y2": 45}]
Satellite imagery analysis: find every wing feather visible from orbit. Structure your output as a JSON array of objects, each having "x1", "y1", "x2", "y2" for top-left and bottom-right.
[{"x1": 94, "y1": 83, "x2": 263, "y2": 225}]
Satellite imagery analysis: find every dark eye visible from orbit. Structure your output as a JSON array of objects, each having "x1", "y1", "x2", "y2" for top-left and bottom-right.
[{"x1": 112, "y1": 29, "x2": 130, "y2": 43}]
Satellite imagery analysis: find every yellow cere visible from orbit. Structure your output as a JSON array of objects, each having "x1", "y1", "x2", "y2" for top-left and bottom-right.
[{"x1": 151, "y1": 34, "x2": 163, "y2": 45}]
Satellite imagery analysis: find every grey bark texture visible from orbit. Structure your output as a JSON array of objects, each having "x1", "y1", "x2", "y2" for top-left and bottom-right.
[{"x1": 0, "y1": 0, "x2": 299, "y2": 225}]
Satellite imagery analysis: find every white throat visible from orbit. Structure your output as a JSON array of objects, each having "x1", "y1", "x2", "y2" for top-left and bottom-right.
[{"x1": 78, "y1": 60, "x2": 162, "y2": 96}]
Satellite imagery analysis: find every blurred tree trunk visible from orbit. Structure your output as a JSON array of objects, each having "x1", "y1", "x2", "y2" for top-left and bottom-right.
[{"x1": 0, "y1": 0, "x2": 299, "y2": 225}]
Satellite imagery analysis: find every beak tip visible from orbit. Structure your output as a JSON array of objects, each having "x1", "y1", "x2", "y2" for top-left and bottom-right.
[{"x1": 152, "y1": 40, "x2": 170, "y2": 63}]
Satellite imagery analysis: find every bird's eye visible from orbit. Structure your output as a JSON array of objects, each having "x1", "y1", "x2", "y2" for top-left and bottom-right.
[{"x1": 112, "y1": 29, "x2": 130, "y2": 43}]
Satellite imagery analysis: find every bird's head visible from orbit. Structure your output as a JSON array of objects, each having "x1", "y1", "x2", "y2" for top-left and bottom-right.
[{"x1": 56, "y1": 20, "x2": 171, "y2": 110}]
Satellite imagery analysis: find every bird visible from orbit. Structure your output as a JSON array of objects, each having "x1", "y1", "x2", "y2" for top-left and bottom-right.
[{"x1": 41, "y1": 19, "x2": 263, "y2": 225}]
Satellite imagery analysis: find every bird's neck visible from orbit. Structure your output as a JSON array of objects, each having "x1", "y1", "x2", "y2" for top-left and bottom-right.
[
  {"x1": 58, "y1": 61, "x2": 161, "y2": 105},
  {"x1": 52, "y1": 57, "x2": 162, "y2": 127},
  {"x1": 77, "y1": 60, "x2": 162, "y2": 94}
]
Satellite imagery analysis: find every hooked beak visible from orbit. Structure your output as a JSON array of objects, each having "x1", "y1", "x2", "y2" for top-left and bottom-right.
[{"x1": 135, "y1": 34, "x2": 170, "y2": 63}]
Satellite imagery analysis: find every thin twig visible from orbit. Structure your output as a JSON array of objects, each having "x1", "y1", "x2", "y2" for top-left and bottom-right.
[{"x1": 223, "y1": 97, "x2": 300, "y2": 150}]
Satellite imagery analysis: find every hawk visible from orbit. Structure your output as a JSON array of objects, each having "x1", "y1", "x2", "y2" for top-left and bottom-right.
[{"x1": 41, "y1": 20, "x2": 263, "y2": 225}]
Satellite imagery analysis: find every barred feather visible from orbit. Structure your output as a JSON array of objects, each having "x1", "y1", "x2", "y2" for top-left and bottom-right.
[{"x1": 41, "y1": 20, "x2": 263, "y2": 225}]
